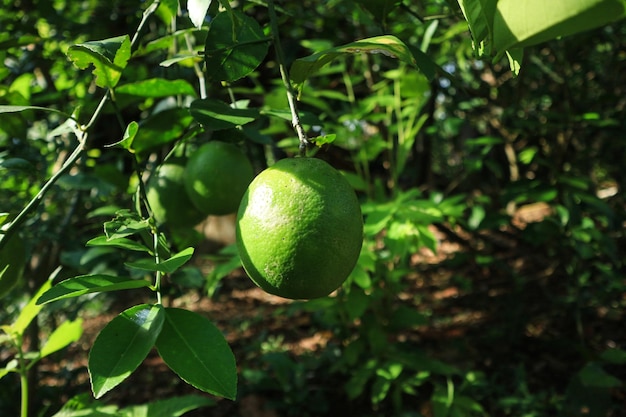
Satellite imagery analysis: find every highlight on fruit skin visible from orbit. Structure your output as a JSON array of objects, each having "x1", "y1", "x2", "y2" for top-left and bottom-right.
[
  {"x1": 235, "y1": 157, "x2": 363, "y2": 300},
  {"x1": 184, "y1": 141, "x2": 254, "y2": 216}
]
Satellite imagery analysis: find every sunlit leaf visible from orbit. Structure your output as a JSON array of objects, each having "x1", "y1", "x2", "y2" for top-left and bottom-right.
[
  {"x1": 40, "y1": 319, "x2": 83, "y2": 359},
  {"x1": 188, "y1": 0, "x2": 212, "y2": 29},
  {"x1": 89, "y1": 304, "x2": 164, "y2": 398}
]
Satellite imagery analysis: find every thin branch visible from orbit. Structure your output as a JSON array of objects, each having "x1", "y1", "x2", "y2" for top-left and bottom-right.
[{"x1": 267, "y1": 0, "x2": 309, "y2": 156}]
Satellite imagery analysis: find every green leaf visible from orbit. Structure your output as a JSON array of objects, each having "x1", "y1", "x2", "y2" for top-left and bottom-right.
[
  {"x1": 0, "y1": 105, "x2": 73, "y2": 120},
  {"x1": 188, "y1": 0, "x2": 213, "y2": 29},
  {"x1": 40, "y1": 318, "x2": 84, "y2": 359},
  {"x1": 493, "y1": 0, "x2": 626, "y2": 52},
  {"x1": 457, "y1": 0, "x2": 498, "y2": 56},
  {"x1": 155, "y1": 308, "x2": 237, "y2": 400},
  {"x1": 37, "y1": 275, "x2": 152, "y2": 305},
  {"x1": 119, "y1": 394, "x2": 215, "y2": 417},
  {"x1": 204, "y1": 11, "x2": 270, "y2": 82},
  {"x1": 190, "y1": 98, "x2": 258, "y2": 130},
  {"x1": 125, "y1": 247, "x2": 194, "y2": 274},
  {"x1": 10, "y1": 276, "x2": 53, "y2": 336},
  {"x1": 89, "y1": 304, "x2": 164, "y2": 399},
  {"x1": 67, "y1": 35, "x2": 131, "y2": 89},
  {"x1": 86, "y1": 235, "x2": 151, "y2": 253},
  {"x1": 115, "y1": 79, "x2": 197, "y2": 98},
  {"x1": 600, "y1": 348, "x2": 626, "y2": 365},
  {"x1": 105, "y1": 121, "x2": 138, "y2": 151},
  {"x1": 578, "y1": 363, "x2": 622, "y2": 389},
  {"x1": 290, "y1": 35, "x2": 435, "y2": 92}
]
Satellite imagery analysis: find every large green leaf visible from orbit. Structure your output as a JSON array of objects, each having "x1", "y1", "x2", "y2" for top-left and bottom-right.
[
  {"x1": 493, "y1": 0, "x2": 626, "y2": 52},
  {"x1": 155, "y1": 308, "x2": 237, "y2": 400},
  {"x1": 204, "y1": 10, "x2": 270, "y2": 82},
  {"x1": 290, "y1": 35, "x2": 436, "y2": 92},
  {"x1": 67, "y1": 35, "x2": 131, "y2": 89},
  {"x1": 36, "y1": 274, "x2": 152, "y2": 304},
  {"x1": 456, "y1": 0, "x2": 498, "y2": 56},
  {"x1": 189, "y1": 98, "x2": 258, "y2": 130},
  {"x1": 89, "y1": 304, "x2": 164, "y2": 399}
]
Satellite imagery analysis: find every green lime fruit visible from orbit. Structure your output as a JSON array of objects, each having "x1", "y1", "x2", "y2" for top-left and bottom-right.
[
  {"x1": 0, "y1": 233, "x2": 26, "y2": 299},
  {"x1": 184, "y1": 141, "x2": 254, "y2": 216},
  {"x1": 146, "y1": 161, "x2": 206, "y2": 228},
  {"x1": 236, "y1": 157, "x2": 363, "y2": 300}
]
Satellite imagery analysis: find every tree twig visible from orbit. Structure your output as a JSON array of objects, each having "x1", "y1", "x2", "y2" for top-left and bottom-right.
[{"x1": 267, "y1": 0, "x2": 308, "y2": 156}]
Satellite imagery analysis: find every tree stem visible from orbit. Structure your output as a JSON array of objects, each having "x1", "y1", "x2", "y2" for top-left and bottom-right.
[{"x1": 267, "y1": 0, "x2": 308, "y2": 156}]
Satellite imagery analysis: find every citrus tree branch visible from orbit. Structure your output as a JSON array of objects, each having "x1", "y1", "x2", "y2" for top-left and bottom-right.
[
  {"x1": 0, "y1": 3, "x2": 162, "y2": 252},
  {"x1": 267, "y1": 0, "x2": 309, "y2": 156}
]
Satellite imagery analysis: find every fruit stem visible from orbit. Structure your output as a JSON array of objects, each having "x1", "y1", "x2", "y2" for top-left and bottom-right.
[{"x1": 267, "y1": 0, "x2": 309, "y2": 156}]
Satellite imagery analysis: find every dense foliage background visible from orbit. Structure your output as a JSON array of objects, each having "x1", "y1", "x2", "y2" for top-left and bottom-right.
[{"x1": 1, "y1": 1, "x2": 625, "y2": 416}]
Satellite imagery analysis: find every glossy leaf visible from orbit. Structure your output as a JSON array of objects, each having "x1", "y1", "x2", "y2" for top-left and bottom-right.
[
  {"x1": 125, "y1": 247, "x2": 194, "y2": 274},
  {"x1": 0, "y1": 105, "x2": 72, "y2": 120},
  {"x1": 204, "y1": 11, "x2": 269, "y2": 82},
  {"x1": 40, "y1": 318, "x2": 83, "y2": 359},
  {"x1": 67, "y1": 35, "x2": 131, "y2": 89},
  {"x1": 156, "y1": 308, "x2": 237, "y2": 400},
  {"x1": 190, "y1": 98, "x2": 258, "y2": 130},
  {"x1": 37, "y1": 275, "x2": 152, "y2": 305},
  {"x1": 89, "y1": 304, "x2": 164, "y2": 398}
]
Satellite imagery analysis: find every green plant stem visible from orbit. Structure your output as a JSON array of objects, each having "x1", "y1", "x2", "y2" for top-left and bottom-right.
[
  {"x1": 266, "y1": 0, "x2": 308, "y2": 156},
  {"x1": 15, "y1": 336, "x2": 29, "y2": 417}
]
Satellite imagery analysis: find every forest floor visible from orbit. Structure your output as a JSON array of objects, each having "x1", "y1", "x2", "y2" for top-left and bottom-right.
[{"x1": 31, "y1": 212, "x2": 626, "y2": 417}]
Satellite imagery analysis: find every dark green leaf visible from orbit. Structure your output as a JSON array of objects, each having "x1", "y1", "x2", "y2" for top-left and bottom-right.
[
  {"x1": 190, "y1": 98, "x2": 258, "y2": 130},
  {"x1": 89, "y1": 304, "x2": 164, "y2": 398},
  {"x1": 156, "y1": 308, "x2": 237, "y2": 400},
  {"x1": 204, "y1": 11, "x2": 270, "y2": 82}
]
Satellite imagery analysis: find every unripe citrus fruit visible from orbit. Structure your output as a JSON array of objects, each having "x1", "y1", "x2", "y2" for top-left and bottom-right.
[
  {"x1": 236, "y1": 157, "x2": 363, "y2": 299},
  {"x1": 184, "y1": 141, "x2": 254, "y2": 216},
  {"x1": 0, "y1": 233, "x2": 26, "y2": 299},
  {"x1": 146, "y1": 161, "x2": 206, "y2": 228}
]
